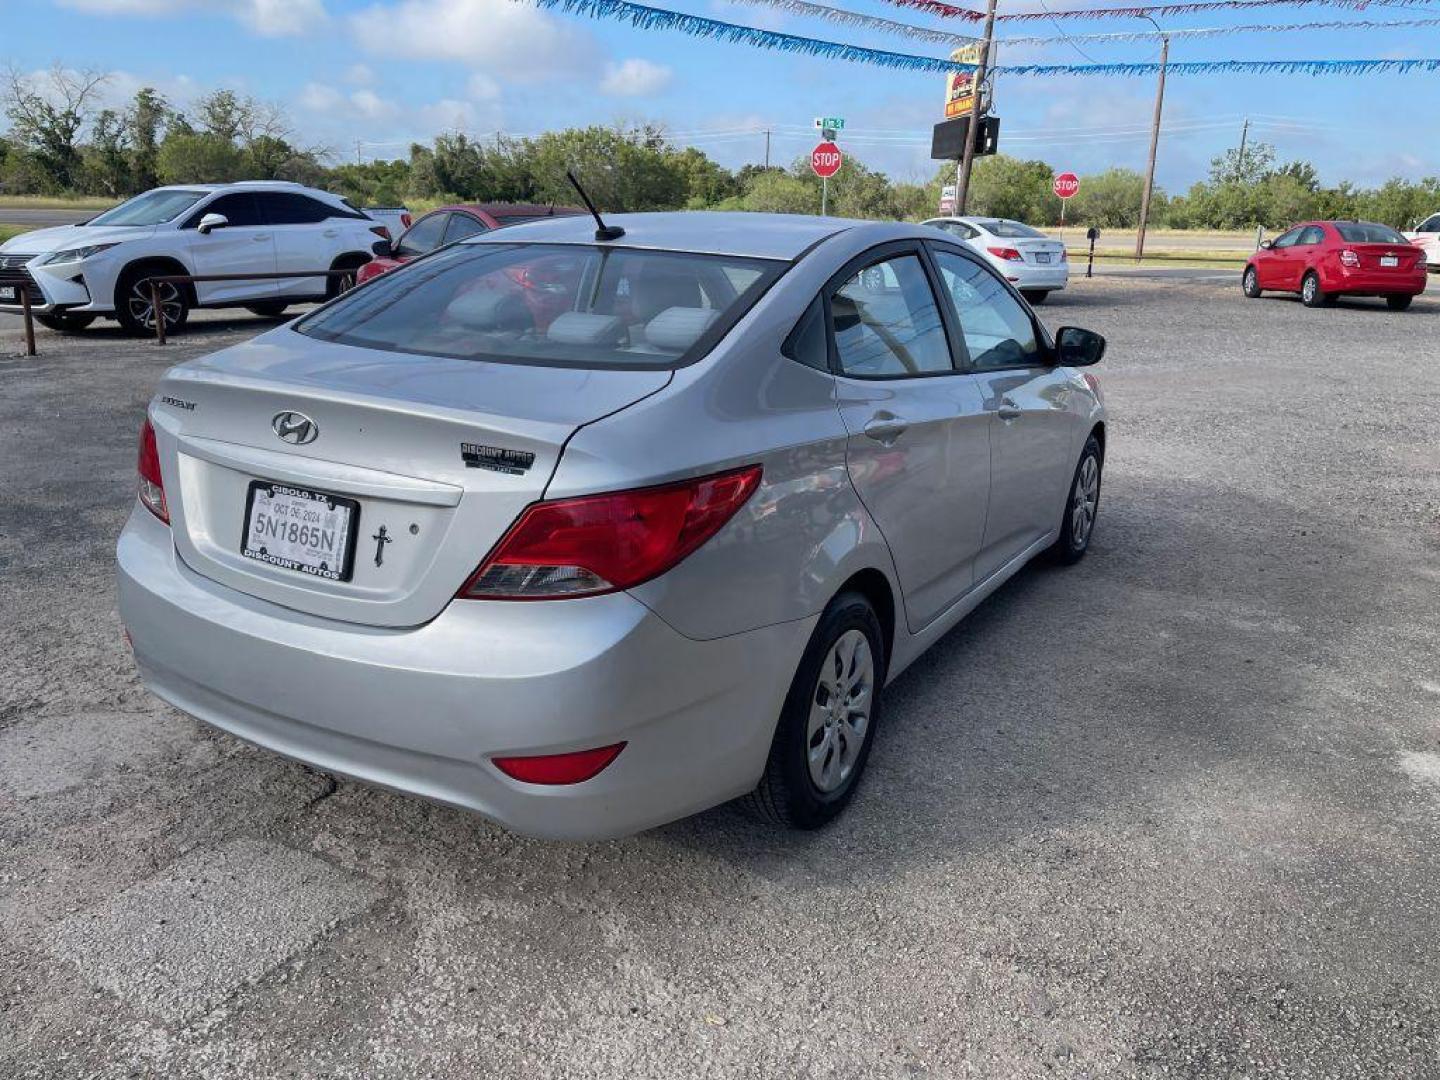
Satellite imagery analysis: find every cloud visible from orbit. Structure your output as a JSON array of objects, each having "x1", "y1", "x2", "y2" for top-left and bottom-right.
[
  {"x1": 344, "y1": 63, "x2": 377, "y2": 87},
  {"x1": 600, "y1": 59, "x2": 673, "y2": 98},
  {"x1": 53, "y1": 0, "x2": 326, "y2": 36},
  {"x1": 349, "y1": 0, "x2": 598, "y2": 83}
]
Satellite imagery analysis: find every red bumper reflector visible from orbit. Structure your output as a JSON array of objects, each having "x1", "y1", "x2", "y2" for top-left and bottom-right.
[{"x1": 492, "y1": 742, "x2": 626, "y2": 785}]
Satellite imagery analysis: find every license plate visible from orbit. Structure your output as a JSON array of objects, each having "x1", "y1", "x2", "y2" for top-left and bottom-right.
[
  {"x1": 1034, "y1": 252, "x2": 1052, "y2": 264},
  {"x1": 0, "y1": 286, "x2": 16, "y2": 302},
  {"x1": 241, "y1": 481, "x2": 359, "y2": 582},
  {"x1": 1380, "y1": 255, "x2": 1399, "y2": 267}
]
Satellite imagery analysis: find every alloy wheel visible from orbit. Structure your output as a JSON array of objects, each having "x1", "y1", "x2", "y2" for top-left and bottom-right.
[
  {"x1": 806, "y1": 628, "x2": 874, "y2": 794},
  {"x1": 1071, "y1": 454, "x2": 1099, "y2": 548},
  {"x1": 1302, "y1": 275, "x2": 1317, "y2": 304},
  {"x1": 128, "y1": 279, "x2": 184, "y2": 330}
]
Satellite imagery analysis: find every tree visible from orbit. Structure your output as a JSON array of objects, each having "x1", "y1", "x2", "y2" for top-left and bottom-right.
[
  {"x1": 156, "y1": 131, "x2": 244, "y2": 184},
  {"x1": 2, "y1": 64, "x2": 109, "y2": 191},
  {"x1": 959, "y1": 155, "x2": 1056, "y2": 223},
  {"x1": 1068, "y1": 167, "x2": 1155, "y2": 228},
  {"x1": 82, "y1": 108, "x2": 131, "y2": 196},
  {"x1": 126, "y1": 87, "x2": 168, "y2": 192},
  {"x1": 1211, "y1": 139, "x2": 1276, "y2": 186}
]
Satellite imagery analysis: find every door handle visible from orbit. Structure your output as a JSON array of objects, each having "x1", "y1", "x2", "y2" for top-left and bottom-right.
[
  {"x1": 863, "y1": 413, "x2": 909, "y2": 445},
  {"x1": 323, "y1": 229, "x2": 339, "y2": 238},
  {"x1": 996, "y1": 397, "x2": 1022, "y2": 421},
  {"x1": 252, "y1": 234, "x2": 270, "y2": 241}
]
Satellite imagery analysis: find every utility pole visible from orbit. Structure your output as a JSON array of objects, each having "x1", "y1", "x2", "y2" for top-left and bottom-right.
[
  {"x1": 1236, "y1": 117, "x2": 1250, "y2": 181},
  {"x1": 764, "y1": 129, "x2": 771, "y2": 169},
  {"x1": 1135, "y1": 24, "x2": 1168, "y2": 262},
  {"x1": 354, "y1": 139, "x2": 363, "y2": 165},
  {"x1": 954, "y1": 0, "x2": 998, "y2": 215}
]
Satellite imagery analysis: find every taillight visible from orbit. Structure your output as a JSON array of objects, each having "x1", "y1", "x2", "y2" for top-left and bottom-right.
[
  {"x1": 987, "y1": 246, "x2": 1024, "y2": 262},
  {"x1": 493, "y1": 743, "x2": 625, "y2": 785},
  {"x1": 401, "y1": 213, "x2": 413, "y2": 229},
  {"x1": 137, "y1": 417, "x2": 168, "y2": 523},
  {"x1": 1059, "y1": 248, "x2": 1069, "y2": 262},
  {"x1": 1339, "y1": 249, "x2": 1360, "y2": 267},
  {"x1": 370, "y1": 224, "x2": 391, "y2": 240},
  {"x1": 459, "y1": 465, "x2": 762, "y2": 600}
]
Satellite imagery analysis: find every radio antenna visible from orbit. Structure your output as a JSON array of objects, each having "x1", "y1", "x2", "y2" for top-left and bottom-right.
[{"x1": 566, "y1": 170, "x2": 624, "y2": 242}]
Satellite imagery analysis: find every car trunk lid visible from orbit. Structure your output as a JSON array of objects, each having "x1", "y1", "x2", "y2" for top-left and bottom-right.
[
  {"x1": 1344, "y1": 242, "x2": 1422, "y2": 271},
  {"x1": 151, "y1": 329, "x2": 670, "y2": 628},
  {"x1": 1012, "y1": 238, "x2": 1066, "y2": 265}
]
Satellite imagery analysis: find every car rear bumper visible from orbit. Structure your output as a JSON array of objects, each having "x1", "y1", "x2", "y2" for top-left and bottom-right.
[
  {"x1": 1324, "y1": 267, "x2": 1426, "y2": 295},
  {"x1": 116, "y1": 506, "x2": 813, "y2": 839},
  {"x1": 997, "y1": 263, "x2": 1068, "y2": 290}
]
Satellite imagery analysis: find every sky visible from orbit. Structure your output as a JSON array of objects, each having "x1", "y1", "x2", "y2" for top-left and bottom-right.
[{"x1": 4, "y1": 0, "x2": 1438, "y2": 195}]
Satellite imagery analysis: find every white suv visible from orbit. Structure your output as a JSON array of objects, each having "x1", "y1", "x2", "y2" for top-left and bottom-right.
[
  {"x1": 1404, "y1": 212, "x2": 1440, "y2": 271},
  {"x1": 0, "y1": 181, "x2": 384, "y2": 334}
]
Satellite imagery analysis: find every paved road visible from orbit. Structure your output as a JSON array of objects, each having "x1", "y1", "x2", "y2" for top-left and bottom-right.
[
  {"x1": 3, "y1": 278, "x2": 1439, "y2": 1078},
  {"x1": 0, "y1": 206, "x2": 100, "y2": 228}
]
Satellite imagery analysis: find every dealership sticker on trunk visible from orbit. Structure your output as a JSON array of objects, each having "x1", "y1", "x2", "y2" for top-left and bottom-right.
[
  {"x1": 241, "y1": 481, "x2": 359, "y2": 582},
  {"x1": 461, "y1": 443, "x2": 535, "y2": 475}
]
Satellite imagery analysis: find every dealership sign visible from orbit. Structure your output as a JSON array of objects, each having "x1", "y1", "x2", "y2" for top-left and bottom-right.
[{"x1": 944, "y1": 43, "x2": 991, "y2": 120}]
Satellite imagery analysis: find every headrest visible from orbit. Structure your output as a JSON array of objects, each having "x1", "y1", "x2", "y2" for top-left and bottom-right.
[
  {"x1": 645, "y1": 307, "x2": 719, "y2": 353},
  {"x1": 547, "y1": 311, "x2": 625, "y2": 347},
  {"x1": 443, "y1": 287, "x2": 531, "y2": 332}
]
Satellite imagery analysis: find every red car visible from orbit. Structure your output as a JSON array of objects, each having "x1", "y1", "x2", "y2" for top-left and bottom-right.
[
  {"x1": 1243, "y1": 220, "x2": 1427, "y2": 310},
  {"x1": 355, "y1": 203, "x2": 584, "y2": 285}
]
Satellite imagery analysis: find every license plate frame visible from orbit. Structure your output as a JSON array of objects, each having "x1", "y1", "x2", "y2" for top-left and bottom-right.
[
  {"x1": 0, "y1": 285, "x2": 17, "y2": 303},
  {"x1": 1034, "y1": 252, "x2": 1052, "y2": 265},
  {"x1": 1380, "y1": 255, "x2": 1399, "y2": 268},
  {"x1": 240, "y1": 481, "x2": 360, "y2": 582}
]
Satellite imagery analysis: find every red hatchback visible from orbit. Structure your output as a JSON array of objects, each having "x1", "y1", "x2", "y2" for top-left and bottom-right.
[
  {"x1": 356, "y1": 203, "x2": 584, "y2": 285},
  {"x1": 1243, "y1": 220, "x2": 1426, "y2": 310}
]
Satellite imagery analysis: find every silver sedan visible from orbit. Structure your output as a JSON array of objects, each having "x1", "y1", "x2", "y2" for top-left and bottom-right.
[{"x1": 117, "y1": 211, "x2": 1107, "y2": 839}]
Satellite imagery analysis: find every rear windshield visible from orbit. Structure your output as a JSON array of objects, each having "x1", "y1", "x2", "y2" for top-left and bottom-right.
[
  {"x1": 983, "y1": 220, "x2": 1046, "y2": 239},
  {"x1": 1334, "y1": 222, "x2": 1407, "y2": 244},
  {"x1": 296, "y1": 242, "x2": 785, "y2": 369},
  {"x1": 87, "y1": 189, "x2": 206, "y2": 226}
]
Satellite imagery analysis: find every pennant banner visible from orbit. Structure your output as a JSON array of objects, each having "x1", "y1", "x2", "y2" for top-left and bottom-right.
[
  {"x1": 725, "y1": 0, "x2": 1440, "y2": 47},
  {"x1": 532, "y1": 0, "x2": 1440, "y2": 78},
  {"x1": 727, "y1": 0, "x2": 977, "y2": 45},
  {"x1": 1000, "y1": 15, "x2": 1440, "y2": 44},
  {"x1": 882, "y1": 0, "x2": 1431, "y2": 20}
]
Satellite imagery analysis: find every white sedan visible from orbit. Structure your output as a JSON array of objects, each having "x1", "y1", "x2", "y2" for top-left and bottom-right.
[
  {"x1": 1403, "y1": 211, "x2": 1440, "y2": 271},
  {"x1": 922, "y1": 216, "x2": 1068, "y2": 303}
]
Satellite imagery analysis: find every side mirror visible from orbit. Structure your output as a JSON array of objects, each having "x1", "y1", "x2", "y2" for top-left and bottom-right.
[
  {"x1": 1258, "y1": 239, "x2": 1273, "y2": 250},
  {"x1": 371, "y1": 238, "x2": 392, "y2": 257},
  {"x1": 197, "y1": 213, "x2": 228, "y2": 235},
  {"x1": 1055, "y1": 326, "x2": 1106, "y2": 367}
]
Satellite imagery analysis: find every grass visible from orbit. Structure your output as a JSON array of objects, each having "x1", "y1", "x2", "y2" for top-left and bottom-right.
[
  {"x1": 0, "y1": 225, "x2": 31, "y2": 244},
  {"x1": 1073, "y1": 247, "x2": 1248, "y2": 269},
  {"x1": 0, "y1": 194, "x2": 118, "y2": 211}
]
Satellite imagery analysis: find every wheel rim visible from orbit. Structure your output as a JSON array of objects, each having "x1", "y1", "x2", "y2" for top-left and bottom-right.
[
  {"x1": 1071, "y1": 454, "x2": 1099, "y2": 548},
  {"x1": 1303, "y1": 276, "x2": 1316, "y2": 302},
  {"x1": 1244, "y1": 269, "x2": 1256, "y2": 294},
  {"x1": 806, "y1": 628, "x2": 874, "y2": 794},
  {"x1": 128, "y1": 279, "x2": 183, "y2": 329},
  {"x1": 337, "y1": 270, "x2": 356, "y2": 294}
]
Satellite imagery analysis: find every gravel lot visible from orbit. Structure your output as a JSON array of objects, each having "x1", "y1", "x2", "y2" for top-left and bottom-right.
[{"x1": 2, "y1": 277, "x2": 1439, "y2": 1079}]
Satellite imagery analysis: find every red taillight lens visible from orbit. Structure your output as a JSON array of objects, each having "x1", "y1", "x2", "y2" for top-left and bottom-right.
[
  {"x1": 1339, "y1": 248, "x2": 1360, "y2": 267},
  {"x1": 370, "y1": 224, "x2": 391, "y2": 240},
  {"x1": 460, "y1": 465, "x2": 762, "y2": 600},
  {"x1": 137, "y1": 417, "x2": 168, "y2": 523},
  {"x1": 492, "y1": 742, "x2": 626, "y2": 785},
  {"x1": 987, "y1": 246, "x2": 1024, "y2": 262},
  {"x1": 1059, "y1": 248, "x2": 1069, "y2": 262},
  {"x1": 401, "y1": 213, "x2": 413, "y2": 229}
]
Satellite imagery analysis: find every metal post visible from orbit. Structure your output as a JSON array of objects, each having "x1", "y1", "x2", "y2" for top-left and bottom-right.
[
  {"x1": 763, "y1": 129, "x2": 771, "y2": 168},
  {"x1": 954, "y1": 0, "x2": 998, "y2": 215},
  {"x1": 1087, "y1": 232, "x2": 1097, "y2": 278},
  {"x1": 151, "y1": 280, "x2": 166, "y2": 346},
  {"x1": 20, "y1": 288, "x2": 36, "y2": 357},
  {"x1": 821, "y1": 176, "x2": 829, "y2": 216},
  {"x1": 1236, "y1": 117, "x2": 1250, "y2": 181},
  {"x1": 1135, "y1": 28, "x2": 1168, "y2": 262}
]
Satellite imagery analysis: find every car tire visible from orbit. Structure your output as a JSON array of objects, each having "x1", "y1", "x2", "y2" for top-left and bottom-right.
[
  {"x1": 326, "y1": 256, "x2": 369, "y2": 300},
  {"x1": 741, "y1": 591, "x2": 886, "y2": 830},
  {"x1": 1242, "y1": 266, "x2": 1262, "y2": 298},
  {"x1": 1022, "y1": 289, "x2": 1049, "y2": 305},
  {"x1": 245, "y1": 301, "x2": 291, "y2": 319},
  {"x1": 1300, "y1": 271, "x2": 1329, "y2": 308},
  {"x1": 1048, "y1": 434, "x2": 1103, "y2": 565},
  {"x1": 1386, "y1": 295, "x2": 1413, "y2": 311},
  {"x1": 115, "y1": 266, "x2": 190, "y2": 337},
  {"x1": 34, "y1": 311, "x2": 97, "y2": 333}
]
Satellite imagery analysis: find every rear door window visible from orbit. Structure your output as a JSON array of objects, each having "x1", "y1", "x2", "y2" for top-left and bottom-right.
[
  {"x1": 828, "y1": 254, "x2": 953, "y2": 378},
  {"x1": 183, "y1": 192, "x2": 262, "y2": 229},
  {"x1": 260, "y1": 193, "x2": 337, "y2": 225}
]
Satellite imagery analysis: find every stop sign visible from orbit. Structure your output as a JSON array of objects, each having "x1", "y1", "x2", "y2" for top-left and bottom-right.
[
  {"x1": 811, "y1": 141, "x2": 843, "y2": 179},
  {"x1": 1053, "y1": 172, "x2": 1080, "y2": 199}
]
